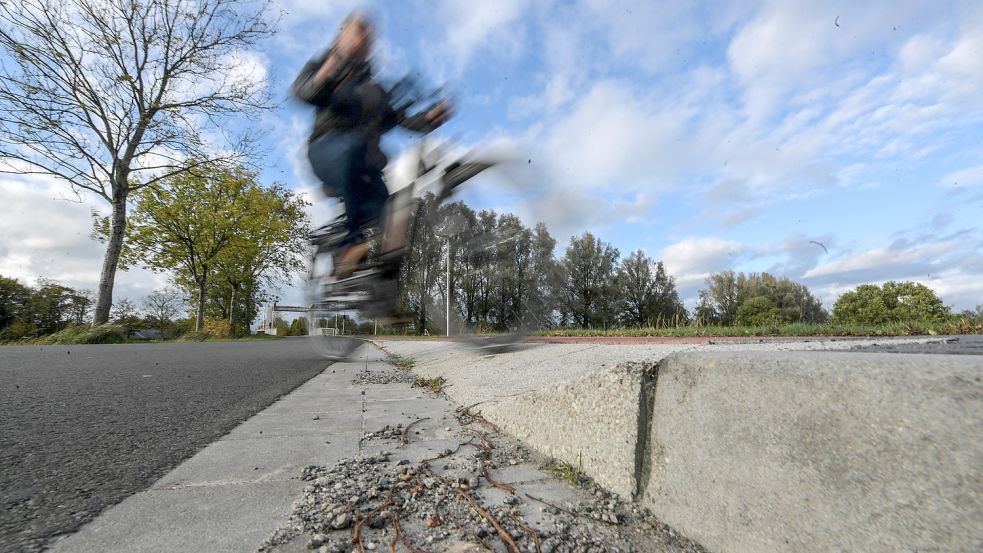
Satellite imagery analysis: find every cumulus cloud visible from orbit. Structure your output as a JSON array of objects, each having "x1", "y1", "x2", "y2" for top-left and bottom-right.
[
  {"x1": 542, "y1": 81, "x2": 695, "y2": 192},
  {"x1": 660, "y1": 237, "x2": 747, "y2": 283},
  {"x1": 0, "y1": 176, "x2": 169, "y2": 306},
  {"x1": 435, "y1": 0, "x2": 530, "y2": 74},
  {"x1": 802, "y1": 242, "x2": 955, "y2": 281}
]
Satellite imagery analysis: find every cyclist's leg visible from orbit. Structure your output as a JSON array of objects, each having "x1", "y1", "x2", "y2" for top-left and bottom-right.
[{"x1": 308, "y1": 133, "x2": 377, "y2": 277}]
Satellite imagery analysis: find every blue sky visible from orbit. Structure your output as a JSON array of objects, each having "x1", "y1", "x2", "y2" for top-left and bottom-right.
[{"x1": 2, "y1": 0, "x2": 982, "y2": 313}]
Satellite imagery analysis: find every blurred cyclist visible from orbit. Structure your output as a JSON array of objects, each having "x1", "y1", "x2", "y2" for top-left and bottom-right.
[{"x1": 293, "y1": 10, "x2": 451, "y2": 278}]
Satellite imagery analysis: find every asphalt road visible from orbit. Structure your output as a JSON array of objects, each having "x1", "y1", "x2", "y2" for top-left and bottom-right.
[{"x1": 0, "y1": 338, "x2": 333, "y2": 553}]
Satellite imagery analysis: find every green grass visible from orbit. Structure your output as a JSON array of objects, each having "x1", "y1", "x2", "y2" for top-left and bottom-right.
[
  {"x1": 412, "y1": 376, "x2": 445, "y2": 394},
  {"x1": 386, "y1": 351, "x2": 416, "y2": 369},
  {"x1": 24, "y1": 324, "x2": 129, "y2": 345},
  {"x1": 545, "y1": 457, "x2": 584, "y2": 486},
  {"x1": 538, "y1": 319, "x2": 982, "y2": 338}
]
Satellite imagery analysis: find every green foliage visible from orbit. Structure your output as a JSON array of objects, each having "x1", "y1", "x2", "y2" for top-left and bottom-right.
[
  {"x1": 957, "y1": 305, "x2": 983, "y2": 323},
  {"x1": 618, "y1": 251, "x2": 687, "y2": 327},
  {"x1": 201, "y1": 318, "x2": 231, "y2": 338},
  {"x1": 832, "y1": 281, "x2": 950, "y2": 324},
  {"x1": 288, "y1": 317, "x2": 308, "y2": 336},
  {"x1": 695, "y1": 271, "x2": 742, "y2": 325},
  {"x1": 559, "y1": 232, "x2": 620, "y2": 328},
  {"x1": 0, "y1": 276, "x2": 95, "y2": 339},
  {"x1": 696, "y1": 271, "x2": 826, "y2": 326},
  {"x1": 735, "y1": 296, "x2": 782, "y2": 326},
  {"x1": 273, "y1": 317, "x2": 290, "y2": 336},
  {"x1": 0, "y1": 0, "x2": 277, "y2": 325},
  {"x1": 111, "y1": 298, "x2": 145, "y2": 329},
  {"x1": 400, "y1": 197, "x2": 560, "y2": 334},
  {"x1": 117, "y1": 163, "x2": 309, "y2": 332},
  {"x1": 0, "y1": 275, "x2": 31, "y2": 332}
]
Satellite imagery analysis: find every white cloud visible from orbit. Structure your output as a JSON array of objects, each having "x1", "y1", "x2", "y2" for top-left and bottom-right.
[
  {"x1": 660, "y1": 237, "x2": 747, "y2": 285},
  {"x1": 802, "y1": 242, "x2": 955, "y2": 280},
  {"x1": 542, "y1": 81, "x2": 694, "y2": 191},
  {"x1": 436, "y1": 0, "x2": 530, "y2": 74},
  {"x1": 0, "y1": 176, "x2": 169, "y2": 305},
  {"x1": 925, "y1": 269, "x2": 983, "y2": 311},
  {"x1": 939, "y1": 165, "x2": 983, "y2": 188},
  {"x1": 727, "y1": 1, "x2": 932, "y2": 119}
]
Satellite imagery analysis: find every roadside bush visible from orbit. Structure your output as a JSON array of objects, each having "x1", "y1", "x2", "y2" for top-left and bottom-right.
[
  {"x1": 202, "y1": 318, "x2": 231, "y2": 338},
  {"x1": 833, "y1": 281, "x2": 950, "y2": 324},
  {"x1": 735, "y1": 296, "x2": 783, "y2": 326}
]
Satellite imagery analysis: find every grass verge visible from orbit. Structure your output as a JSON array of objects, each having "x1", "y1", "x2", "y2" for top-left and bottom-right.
[
  {"x1": 24, "y1": 324, "x2": 129, "y2": 345},
  {"x1": 538, "y1": 319, "x2": 982, "y2": 338}
]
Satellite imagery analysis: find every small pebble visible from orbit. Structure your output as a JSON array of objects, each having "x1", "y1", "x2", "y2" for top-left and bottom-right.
[{"x1": 331, "y1": 512, "x2": 351, "y2": 529}]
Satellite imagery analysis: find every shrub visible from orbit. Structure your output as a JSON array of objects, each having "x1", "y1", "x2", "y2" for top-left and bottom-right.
[
  {"x1": 201, "y1": 318, "x2": 231, "y2": 338},
  {"x1": 833, "y1": 281, "x2": 950, "y2": 324},
  {"x1": 735, "y1": 296, "x2": 783, "y2": 326}
]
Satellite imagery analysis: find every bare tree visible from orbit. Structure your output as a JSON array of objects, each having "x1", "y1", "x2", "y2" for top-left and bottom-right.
[
  {"x1": 0, "y1": 0, "x2": 276, "y2": 324},
  {"x1": 111, "y1": 297, "x2": 139, "y2": 323},
  {"x1": 142, "y1": 287, "x2": 183, "y2": 331}
]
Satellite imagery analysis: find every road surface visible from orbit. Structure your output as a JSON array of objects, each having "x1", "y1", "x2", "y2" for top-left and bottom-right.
[{"x1": 0, "y1": 338, "x2": 330, "y2": 553}]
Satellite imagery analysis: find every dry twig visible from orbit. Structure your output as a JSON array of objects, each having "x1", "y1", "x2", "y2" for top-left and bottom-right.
[
  {"x1": 469, "y1": 429, "x2": 493, "y2": 451},
  {"x1": 473, "y1": 414, "x2": 499, "y2": 433},
  {"x1": 525, "y1": 493, "x2": 578, "y2": 517},
  {"x1": 352, "y1": 494, "x2": 394, "y2": 550},
  {"x1": 482, "y1": 463, "x2": 516, "y2": 494},
  {"x1": 510, "y1": 513, "x2": 542, "y2": 553},
  {"x1": 455, "y1": 490, "x2": 522, "y2": 553},
  {"x1": 392, "y1": 515, "x2": 428, "y2": 553},
  {"x1": 422, "y1": 463, "x2": 521, "y2": 553},
  {"x1": 351, "y1": 513, "x2": 367, "y2": 553},
  {"x1": 420, "y1": 437, "x2": 476, "y2": 463},
  {"x1": 400, "y1": 417, "x2": 430, "y2": 447}
]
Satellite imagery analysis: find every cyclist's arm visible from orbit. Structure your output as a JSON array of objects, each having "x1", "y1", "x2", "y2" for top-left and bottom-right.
[
  {"x1": 292, "y1": 51, "x2": 360, "y2": 108},
  {"x1": 397, "y1": 101, "x2": 452, "y2": 132}
]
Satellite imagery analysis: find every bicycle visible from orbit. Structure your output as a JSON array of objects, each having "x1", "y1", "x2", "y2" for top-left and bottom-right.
[{"x1": 305, "y1": 133, "x2": 495, "y2": 359}]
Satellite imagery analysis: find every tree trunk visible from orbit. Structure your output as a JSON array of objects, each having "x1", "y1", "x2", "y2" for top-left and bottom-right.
[
  {"x1": 196, "y1": 274, "x2": 208, "y2": 332},
  {"x1": 229, "y1": 284, "x2": 237, "y2": 337},
  {"x1": 93, "y1": 192, "x2": 127, "y2": 325}
]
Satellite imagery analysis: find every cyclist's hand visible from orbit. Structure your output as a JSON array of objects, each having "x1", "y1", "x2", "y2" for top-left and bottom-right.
[{"x1": 426, "y1": 101, "x2": 453, "y2": 128}]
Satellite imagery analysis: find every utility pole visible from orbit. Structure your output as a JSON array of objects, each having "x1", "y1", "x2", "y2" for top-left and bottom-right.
[
  {"x1": 436, "y1": 232, "x2": 453, "y2": 337},
  {"x1": 445, "y1": 238, "x2": 451, "y2": 337}
]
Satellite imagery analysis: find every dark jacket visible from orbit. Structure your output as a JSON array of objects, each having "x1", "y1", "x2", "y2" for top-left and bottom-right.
[{"x1": 292, "y1": 52, "x2": 434, "y2": 167}]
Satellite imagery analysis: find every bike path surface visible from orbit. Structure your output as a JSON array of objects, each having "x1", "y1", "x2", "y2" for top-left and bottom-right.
[{"x1": 0, "y1": 338, "x2": 328, "y2": 553}]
